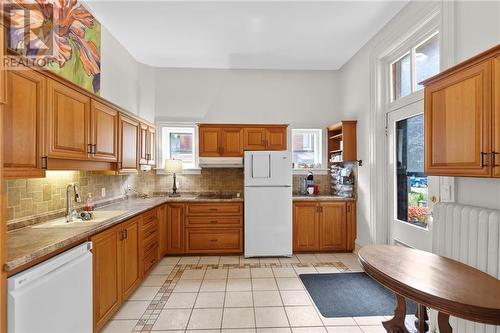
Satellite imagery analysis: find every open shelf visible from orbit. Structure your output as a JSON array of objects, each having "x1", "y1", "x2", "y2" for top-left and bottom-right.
[
  {"x1": 327, "y1": 120, "x2": 357, "y2": 163},
  {"x1": 329, "y1": 133, "x2": 343, "y2": 140}
]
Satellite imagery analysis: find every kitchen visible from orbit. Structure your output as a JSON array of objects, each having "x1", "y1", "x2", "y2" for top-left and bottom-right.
[{"x1": 1, "y1": 1, "x2": 500, "y2": 333}]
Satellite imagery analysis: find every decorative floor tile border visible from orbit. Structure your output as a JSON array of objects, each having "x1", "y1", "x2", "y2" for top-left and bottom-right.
[{"x1": 130, "y1": 261, "x2": 352, "y2": 332}]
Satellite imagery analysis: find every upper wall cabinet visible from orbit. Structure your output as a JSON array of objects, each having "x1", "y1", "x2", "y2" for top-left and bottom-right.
[
  {"x1": 423, "y1": 45, "x2": 500, "y2": 178},
  {"x1": 199, "y1": 124, "x2": 287, "y2": 157},
  {"x1": 243, "y1": 126, "x2": 287, "y2": 151},
  {"x1": 4, "y1": 68, "x2": 46, "y2": 178},
  {"x1": 46, "y1": 79, "x2": 91, "y2": 161},
  {"x1": 90, "y1": 100, "x2": 118, "y2": 162},
  {"x1": 139, "y1": 124, "x2": 156, "y2": 165},
  {"x1": 118, "y1": 114, "x2": 140, "y2": 174},
  {"x1": 494, "y1": 55, "x2": 500, "y2": 178}
]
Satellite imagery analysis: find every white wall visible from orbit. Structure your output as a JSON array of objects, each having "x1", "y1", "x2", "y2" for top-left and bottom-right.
[
  {"x1": 138, "y1": 64, "x2": 156, "y2": 123},
  {"x1": 154, "y1": 68, "x2": 340, "y2": 128},
  {"x1": 100, "y1": 26, "x2": 140, "y2": 115},
  {"x1": 339, "y1": 0, "x2": 500, "y2": 246}
]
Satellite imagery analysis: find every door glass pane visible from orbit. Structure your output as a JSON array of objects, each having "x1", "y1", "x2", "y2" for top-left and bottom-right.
[
  {"x1": 395, "y1": 114, "x2": 428, "y2": 228},
  {"x1": 392, "y1": 53, "x2": 411, "y2": 101},
  {"x1": 415, "y1": 34, "x2": 440, "y2": 90},
  {"x1": 170, "y1": 133, "x2": 193, "y2": 163}
]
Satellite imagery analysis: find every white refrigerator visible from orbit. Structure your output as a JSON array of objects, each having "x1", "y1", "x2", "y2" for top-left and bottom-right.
[{"x1": 244, "y1": 151, "x2": 292, "y2": 257}]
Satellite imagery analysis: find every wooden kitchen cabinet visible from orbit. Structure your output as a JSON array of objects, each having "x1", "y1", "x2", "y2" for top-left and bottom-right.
[
  {"x1": 293, "y1": 202, "x2": 320, "y2": 251},
  {"x1": 121, "y1": 217, "x2": 141, "y2": 299},
  {"x1": 493, "y1": 55, "x2": 500, "y2": 178},
  {"x1": 158, "y1": 204, "x2": 168, "y2": 257},
  {"x1": 319, "y1": 202, "x2": 347, "y2": 251},
  {"x1": 243, "y1": 127, "x2": 267, "y2": 150},
  {"x1": 90, "y1": 100, "x2": 118, "y2": 162},
  {"x1": 91, "y1": 225, "x2": 122, "y2": 332},
  {"x1": 243, "y1": 126, "x2": 287, "y2": 151},
  {"x1": 141, "y1": 208, "x2": 159, "y2": 275},
  {"x1": 185, "y1": 228, "x2": 242, "y2": 253},
  {"x1": 199, "y1": 126, "x2": 221, "y2": 157},
  {"x1": 423, "y1": 45, "x2": 500, "y2": 178},
  {"x1": 46, "y1": 79, "x2": 91, "y2": 160},
  {"x1": 221, "y1": 127, "x2": 243, "y2": 156},
  {"x1": 146, "y1": 126, "x2": 156, "y2": 166},
  {"x1": 4, "y1": 68, "x2": 46, "y2": 178},
  {"x1": 166, "y1": 203, "x2": 185, "y2": 254},
  {"x1": 199, "y1": 124, "x2": 287, "y2": 156},
  {"x1": 293, "y1": 200, "x2": 354, "y2": 252},
  {"x1": 118, "y1": 114, "x2": 139, "y2": 173}
]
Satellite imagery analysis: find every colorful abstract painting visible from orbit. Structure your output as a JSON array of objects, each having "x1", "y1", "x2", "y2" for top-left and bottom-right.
[{"x1": 2, "y1": 0, "x2": 101, "y2": 94}]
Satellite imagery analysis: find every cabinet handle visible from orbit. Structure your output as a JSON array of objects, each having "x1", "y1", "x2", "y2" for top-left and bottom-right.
[
  {"x1": 209, "y1": 208, "x2": 218, "y2": 211},
  {"x1": 119, "y1": 230, "x2": 125, "y2": 241},
  {"x1": 210, "y1": 239, "x2": 218, "y2": 242},
  {"x1": 124, "y1": 229, "x2": 128, "y2": 239},
  {"x1": 92, "y1": 144, "x2": 97, "y2": 154},
  {"x1": 492, "y1": 152, "x2": 499, "y2": 167},
  {"x1": 41, "y1": 156, "x2": 48, "y2": 169},
  {"x1": 481, "y1": 152, "x2": 489, "y2": 167},
  {"x1": 347, "y1": 205, "x2": 351, "y2": 213},
  {"x1": 210, "y1": 220, "x2": 218, "y2": 224},
  {"x1": 87, "y1": 144, "x2": 92, "y2": 154}
]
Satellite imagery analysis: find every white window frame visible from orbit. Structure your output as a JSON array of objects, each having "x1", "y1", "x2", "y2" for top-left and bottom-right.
[
  {"x1": 389, "y1": 29, "x2": 440, "y2": 108},
  {"x1": 291, "y1": 129, "x2": 327, "y2": 175},
  {"x1": 156, "y1": 122, "x2": 201, "y2": 174}
]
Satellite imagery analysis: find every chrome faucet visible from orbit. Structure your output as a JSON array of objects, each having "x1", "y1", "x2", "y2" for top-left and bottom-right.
[{"x1": 66, "y1": 183, "x2": 81, "y2": 223}]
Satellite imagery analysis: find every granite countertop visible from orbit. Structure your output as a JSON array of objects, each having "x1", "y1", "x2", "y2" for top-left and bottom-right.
[
  {"x1": 6, "y1": 195, "x2": 243, "y2": 273},
  {"x1": 292, "y1": 195, "x2": 356, "y2": 201}
]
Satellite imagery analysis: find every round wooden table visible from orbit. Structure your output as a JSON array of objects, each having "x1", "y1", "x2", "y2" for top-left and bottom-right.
[{"x1": 358, "y1": 245, "x2": 500, "y2": 333}]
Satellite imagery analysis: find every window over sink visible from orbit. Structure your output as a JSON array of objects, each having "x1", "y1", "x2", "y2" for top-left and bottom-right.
[{"x1": 157, "y1": 124, "x2": 199, "y2": 172}]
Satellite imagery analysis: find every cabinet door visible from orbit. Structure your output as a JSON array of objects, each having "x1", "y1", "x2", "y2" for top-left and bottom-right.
[
  {"x1": 266, "y1": 127, "x2": 287, "y2": 150},
  {"x1": 91, "y1": 225, "x2": 122, "y2": 332},
  {"x1": 166, "y1": 203, "x2": 185, "y2": 254},
  {"x1": 243, "y1": 127, "x2": 267, "y2": 150},
  {"x1": 293, "y1": 202, "x2": 319, "y2": 252},
  {"x1": 139, "y1": 123, "x2": 148, "y2": 164},
  {"x1": 319, "y1": 202, "x2": 347, "y2": 251},
  {"x1": 121, "y1": 217, "x2": 141, "y2": 299},
  {"x1": 424, "y1": 60, "x2": 492, "y2": 177},
  {"x1": 4, "y1": 69, "x2": 46, "y2": 178},
  {"x1": 221, "y1": 127, "x2": 243, "y2": 156},
  {"x1": 199, "y1": 126, "x2": 221, "y2": 156},
  {"x1": 0, "y1": 24, "x2": 6, "y2": 105},
  {"x1": 46, "y1": 79, "x2": 91, "y2": 160},
  {"x1": 493, "y1": 56, "x2": 500, "y2": 178},
  {"x1": 118, "y1": 115, "x2": 139, "y2": 173},
  {"x1": 90, "y1": 100, "x2": 118, "y2": 162},
  {"x1": 346, "y1": 202, "x2": 356, "y2": 251},
  {"x1": 147, "y1": 126, "x2": 156, "y2": 165},
  {"x1": 158, "y1": 204, "x2": 168, "y2": 257}
]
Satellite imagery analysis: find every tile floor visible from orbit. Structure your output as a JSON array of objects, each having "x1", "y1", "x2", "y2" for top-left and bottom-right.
[{"x1": 101, "y1": 253, "x2": 394, "y2": 333}]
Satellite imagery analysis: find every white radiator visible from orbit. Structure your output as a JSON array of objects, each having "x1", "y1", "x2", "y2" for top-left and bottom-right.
[{"x1": 432, "y1": 203, "x2": 500, "y2": 333}]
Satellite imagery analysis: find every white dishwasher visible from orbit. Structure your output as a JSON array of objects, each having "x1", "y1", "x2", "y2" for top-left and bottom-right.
[{"x1": 8, "y1": 242, "x2": 93, "y2": 333}]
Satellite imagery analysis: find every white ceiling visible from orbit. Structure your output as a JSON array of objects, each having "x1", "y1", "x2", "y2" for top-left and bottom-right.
[{"x1": 85, "y1": 1, "x2": 408, "y2": 70}]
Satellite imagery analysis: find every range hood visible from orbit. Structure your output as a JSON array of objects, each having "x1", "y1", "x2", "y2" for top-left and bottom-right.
[{"x1": 199, "y1": 157, "x2": 244, "y2": 168}]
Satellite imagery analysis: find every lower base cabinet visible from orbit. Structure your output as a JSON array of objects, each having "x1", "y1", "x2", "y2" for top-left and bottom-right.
[
  {"x1": 164, "y1": 202, "x2": 244, "y2": 255},
  {"x1": 91, "y1": 211, "x2": 157, "y2": 332},
  {"x1": 293, "y1": 200, "x2": 356, "y2": 252}
]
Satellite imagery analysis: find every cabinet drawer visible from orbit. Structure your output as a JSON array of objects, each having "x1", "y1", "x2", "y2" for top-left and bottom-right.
[
  {"x1": 186, "y1": 216, "x2": 243, "y2": 227},
  {"x1": 142, "y1": 209, "x2": 159, "y2": 227},
  {"x1": 143, "y1": 235, "x2": 158, "y2": 256},
  {"x1": 186, "y1": 203, "x2": 242, "y2": 216},
  {"x1": 142, "y1": 223, "x2": 158, "y2": 242},
  {"x1": 185, "y1": 228, "x2": 242, "y2": 253},
  {"x1": 143, "y1": 245, "x2": 159, "y2": 274}
]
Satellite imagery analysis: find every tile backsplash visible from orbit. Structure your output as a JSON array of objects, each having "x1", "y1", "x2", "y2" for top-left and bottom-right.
[{"x1": 5, "y1": 168, "x2": 332, "y2": 223}]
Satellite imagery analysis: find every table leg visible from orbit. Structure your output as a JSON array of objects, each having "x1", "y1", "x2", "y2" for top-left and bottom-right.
[
  {"x1": 382, "y1": 294, "x2": 410, "y2": 333},
  {"x1": 414, "y1": 304, "x2": 429, "y2": 333},
  {"x1": 438, "y1": 312, "x2": 452, "y2": 333}
]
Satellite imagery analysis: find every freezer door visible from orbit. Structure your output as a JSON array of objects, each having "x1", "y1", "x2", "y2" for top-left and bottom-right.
[
  {"x1": 244, "y1": 151, "x2": 292, "y2": 187},
  {"x1": 244, "y1": 186, "x2": 292, "y2": 257}
]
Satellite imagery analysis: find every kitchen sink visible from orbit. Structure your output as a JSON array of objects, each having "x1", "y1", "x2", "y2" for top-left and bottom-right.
[{"x1": 33, "y1": 210, "x2": 128, "y2": 229}]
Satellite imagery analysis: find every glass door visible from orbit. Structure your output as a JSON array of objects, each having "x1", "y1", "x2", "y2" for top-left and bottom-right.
[{"x1": 387, "y1": 100, "x2": 433, "y2": 250}]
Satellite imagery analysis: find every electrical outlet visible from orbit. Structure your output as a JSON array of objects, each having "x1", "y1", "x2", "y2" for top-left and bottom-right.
[
  {"x1": 127, "y1": 184, "x2": 132, "y2": 192},
  {"x1": 101, "y1": 187, "x2": 106, "y2": 197}
]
